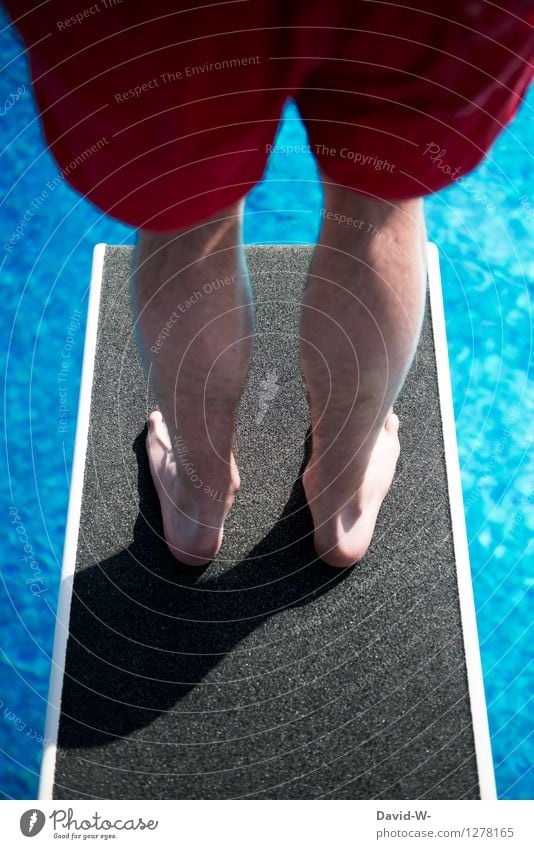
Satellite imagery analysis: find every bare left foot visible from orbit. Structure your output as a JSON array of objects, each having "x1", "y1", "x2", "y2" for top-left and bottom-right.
[{"x1": 146, "y1": 409, "x2": 239, "y2": 565}]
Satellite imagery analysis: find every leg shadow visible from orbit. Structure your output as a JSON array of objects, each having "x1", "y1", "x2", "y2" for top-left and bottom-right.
[{"x1": 58, "y1": 427, "x2": 349, "y2": 749}]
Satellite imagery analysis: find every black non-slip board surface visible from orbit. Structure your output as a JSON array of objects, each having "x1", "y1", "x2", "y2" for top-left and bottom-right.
[{"x1": 53, "y1": 245, "x2": 479, "y2": 799}]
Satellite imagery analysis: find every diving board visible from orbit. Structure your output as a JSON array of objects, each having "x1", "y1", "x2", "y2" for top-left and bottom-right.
[{"x1": 39, "y1": 244, "x2": 495, "y2": 800}]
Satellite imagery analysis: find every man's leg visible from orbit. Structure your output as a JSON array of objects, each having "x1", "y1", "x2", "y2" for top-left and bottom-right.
[
  {"x1": 300, "y1": 181, "x2": 427, "y2": 567},
  {"x1": 132, "y1": 200, "x2": 253, "y2": 565}
]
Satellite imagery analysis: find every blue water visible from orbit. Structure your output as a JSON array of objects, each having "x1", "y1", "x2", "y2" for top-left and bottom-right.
[{"x1": 1, "y1": 14, "x2": 532, "y2": 799}]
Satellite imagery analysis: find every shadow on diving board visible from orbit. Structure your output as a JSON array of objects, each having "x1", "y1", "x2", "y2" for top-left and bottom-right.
[{"x1": 39, "y1": 244, "x2": 495, "y2": 800}]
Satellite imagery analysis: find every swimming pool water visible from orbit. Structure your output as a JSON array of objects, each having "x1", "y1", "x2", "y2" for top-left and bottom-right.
[{"x1": 1, "y1": 13, "x2": 532, "y2": 799}]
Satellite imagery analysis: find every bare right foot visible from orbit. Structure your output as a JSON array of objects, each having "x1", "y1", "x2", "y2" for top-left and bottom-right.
[
  {"x1": 303, "y1": 412, "x2": 400, "y2": 568},
  {"x1": 146, "y1": 409, "x2": 240, "y2": 565}
]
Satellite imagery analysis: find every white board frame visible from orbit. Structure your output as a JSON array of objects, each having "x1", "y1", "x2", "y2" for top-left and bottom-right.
[{"x1": 38, "y1": 242, "x2": 496, "y2": 800}]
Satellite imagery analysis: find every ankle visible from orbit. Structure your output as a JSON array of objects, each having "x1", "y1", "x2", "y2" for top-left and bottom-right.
[
  {"x1": 308, "y1": 429, "x2": 375, "y2": 472},
  {"x1": 304, "y1": 449, "x2": 368, "y2": 491},
  {"x1": 181, "y1": 447, "x2": 239, "y2": 492}
]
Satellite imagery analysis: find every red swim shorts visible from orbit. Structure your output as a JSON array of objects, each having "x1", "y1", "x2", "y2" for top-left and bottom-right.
[{"x1": 6, "y1": 0, "x2": 534, "y2": 231}]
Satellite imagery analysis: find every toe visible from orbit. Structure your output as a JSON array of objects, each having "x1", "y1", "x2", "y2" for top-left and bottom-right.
[
  {"x1": 147, "y1": 410, "x2": 173, "y2": 457},
  {"x1": 314, "y1": 539, "x2": 363, "y2": 569},
  {"x1": 385, "y1": 411, "x2": 400, "y2": 434},
  {"x1": 148, "y1": 409, "x2": 163, "y2": 429},
  {"x1": 313, "y1": 526, "x2": 368, "y2": 568},
  {"x1": 165, "y1": 529, "x2": 221, "y2": 567}
]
